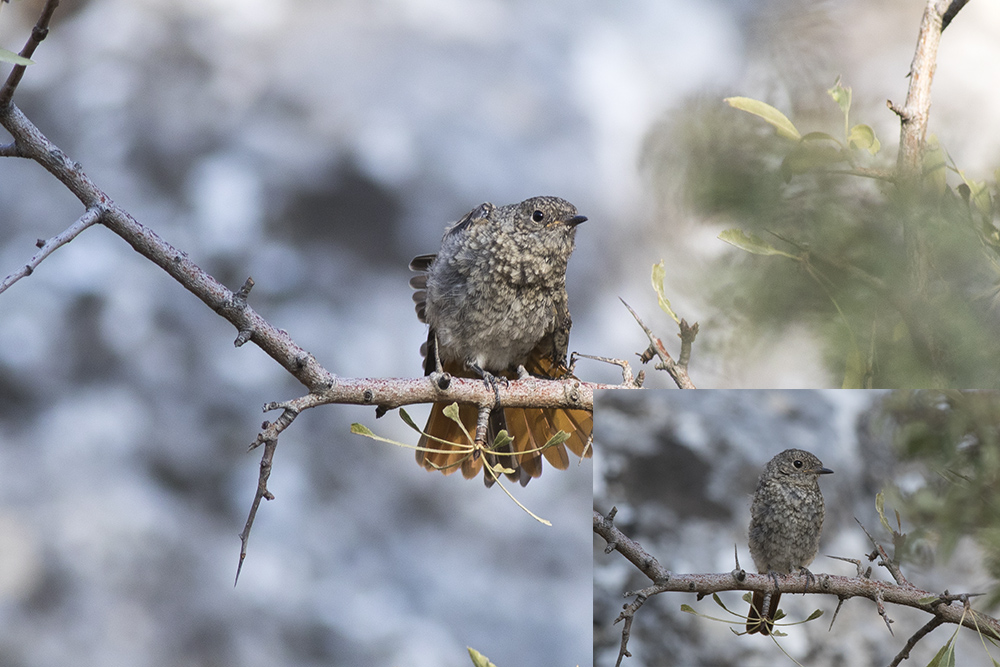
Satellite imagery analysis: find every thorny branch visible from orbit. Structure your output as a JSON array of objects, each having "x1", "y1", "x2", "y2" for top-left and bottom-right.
[
  {"x1": 593, "y1": 507, "x2": 1000, "y2": 665},
  {"x1": 889, "y1": 616, "x2": 945, "y2": 667},
  {"x1": 0, "y1": 206, "x2": 102, "y2": 293},
  {"x1": 1, "y1": 2, "x2": 651, "y2": 585},
  {"x1": 620, "y1": 299, "x2": 698, "y2": 389}
]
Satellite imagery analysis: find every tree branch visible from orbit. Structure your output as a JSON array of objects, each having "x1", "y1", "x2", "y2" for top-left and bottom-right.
[
  {"x1": 889, "y1": 0, "x2": 969, "y2": 183},
  {"x1": 0, "y1": 0, "x2": 59, "y2": 109},
  {"x1": 594, "y1": 507, "x2": 1000, "y2": 663},
  {"x1": 0, "y1": 205, "x2": 102, "y2": 294},
  {"x1": 0, "y1": 101, "x2": 336, "y2": 392},
  {"x1": 620, "y1": 299, "x2": 698, "y2": 389},
  {"x1": 889, "y1": 616, "x2": 945, "y2": 667},
  {"x1": 0, "y1": 4, "x2": 637, "y2": 589}
]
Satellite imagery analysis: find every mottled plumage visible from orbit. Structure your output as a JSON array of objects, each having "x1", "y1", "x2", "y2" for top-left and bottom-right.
[
  {"x1": 747, "y1": 449, "x2": 832, "y2": 635},
  {"x1": 410, "y1": 196, "x2": 592, "y2": 486}
]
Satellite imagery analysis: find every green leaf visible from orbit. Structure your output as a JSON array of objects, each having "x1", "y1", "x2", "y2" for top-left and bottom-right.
[
  {"x1": 827, "y1": 76, "x2": 852, "y2": 121},
  {"x1": 350, "y1": 423, "x2": 375, "y2": 436},
  {"x1": 848, "y1": 124, "x2": 881, "y2": 155},
  {"x1": 491, "y1": 461, "x2": 516, "y2": 475},
  {"x1": 803, "y1": 609, "x2": 824, "y2": 621},
  {"x1": 542, "y1": 430, "x2": 571, "y2": 448},
  {"x1": 651, "y1": 260, "x2": 680, "y2": 323},
  {"x1": 718, "y1": 229, "x2": 797, "y2": 259},
  {"x1": 780, "y1": 143, "x2": 849, "y2": 179},
  {"x1": 917, "y1": 595, "x2": 941, "y2": 605},
  {"x1": 443, "y1": 402, "x2": 462, "y2": 423},
  {"x1": 800, "y1": 131, "x2": 842, "y2": 145},
  {"x1": 923, "y1": 138, "x2": 948, "y2": 196},
  {"x1": 350, "y1": 422, "x2": 413, "y2": 448},
  {"x1": 0, "y1": 48, "x2": 33, "y2": 66},
  {"x1": 491, "y1": 429, "x2": 513, "y2": 450},
  {"x1": 876, "y1": 492, "x2": 893, "y2": 535},
  {"x1": 679, "y1": 603, "x2": 740, "y2": 624},
  {"x1": 467, "y1": 647, "x2": 497, "y2": 667},
  {"x1": 963, "y1": 178, "x2": 992, "y2": 219},
  {"x1": 398, "y1": 407, "x2": 420, "y2": 431},
  {"x1": 925, "y1": 637, "x2": 956, "y2": 667},
  {"x1": 724, "y1": 96, "x2": 801, "y2": 140}
]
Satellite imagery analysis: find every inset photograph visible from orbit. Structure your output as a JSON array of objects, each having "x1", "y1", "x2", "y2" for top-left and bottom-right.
[{"x1": 594, "y1": 390, "x2": 1000, "y2": 666}]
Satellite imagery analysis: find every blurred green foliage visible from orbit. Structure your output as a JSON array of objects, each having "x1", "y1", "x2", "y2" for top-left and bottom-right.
[
  {"x1": 879, "y1": 390, "x2": 1000, "y2": 608},
  {"x1": 652, "y1": 78, "x2": 1000, "y2": 387}
]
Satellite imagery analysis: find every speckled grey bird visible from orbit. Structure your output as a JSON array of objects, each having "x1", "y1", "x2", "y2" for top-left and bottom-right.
[
  {"x1": 747, "y1": 448, "x2": 832, "y2": 635},
  {"x1": 409, "y1": 196, "x2": 592, "y2": 486}
]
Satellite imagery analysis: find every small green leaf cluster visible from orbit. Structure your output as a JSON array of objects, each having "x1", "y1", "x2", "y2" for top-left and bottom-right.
[
  {"x1": 656, "y1": 77, "x2": 1000, "y2": 387},
  {"x1": 878, "y1": 391, "x2": 1000, "y2": 608}
]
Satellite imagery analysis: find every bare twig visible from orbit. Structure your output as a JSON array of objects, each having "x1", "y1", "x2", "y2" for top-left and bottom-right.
[
  {"x1": 614, "y1": 594, "x2": 646, "y2": 667},
  {"x1": 595, "y1": 508, "x2": 673, "y2": 664},
  {"x1": 619, "y1": 299, "x2": 697, "y2": 389},
  {"x1": 889, "y1": 0, "x2": 970, "y2": 182},
  {"x1": 0, "y1": 100, "x2": 336, "y2": 391},
  {"x1": 236, "y1": 433, "x2": 280, "y2": 585},
  {"x1": 570, "y1": 352, "x2": 642, "y2": 387},
  {"x1": 0, "y1": 0, "x2": 59, "y2": 108},
  {"x1": 857, "y1": 518, "x2": 910, "y2": 586},
  {"x1": 594, "y1": 508, "x2": 671, "y2": 582},
  {"x1": 875, "y1": 588, "x2": 896, "y2": 636},
  {"x1": 939, "y1": 0, "x2": 970, "y2": 31},
  {"x1": 888, "y1": 616, "x2": 946, "y2": 667},
  {"x1": 0, "y1": 206, "x2": 102, "y2": 294}
]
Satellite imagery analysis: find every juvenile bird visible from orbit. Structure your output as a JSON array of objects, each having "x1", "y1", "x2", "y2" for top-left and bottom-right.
[
  {"x1": 747, "y1": 448, "x2": 832, "y2": 635},
  {"x1": 409, "y1": 196, "x2": 592, "y2": 486}
]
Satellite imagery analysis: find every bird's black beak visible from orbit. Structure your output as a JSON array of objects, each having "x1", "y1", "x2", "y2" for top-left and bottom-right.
[
  {"x1": 814, "y1": 466, "x2": 834, "y2": 475},
  {"x1": 566, "y1": 215, "x2": 587, "y2": 227}
]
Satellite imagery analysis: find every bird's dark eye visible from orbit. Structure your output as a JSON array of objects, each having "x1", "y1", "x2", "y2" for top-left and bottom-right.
[
  {"x1": 532, "y1": 210, "x2": 545, "y2": 222},
  {"x1": 793, "y1": 459, "x2": 804, "y2": 469}
]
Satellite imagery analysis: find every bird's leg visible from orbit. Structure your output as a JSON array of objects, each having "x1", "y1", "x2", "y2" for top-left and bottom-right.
[
  {"x1": 798, "y1": 567, "x2": 816, "y2": 592},
  {"x1": 767, "y1": 570, "x2": 782, "y2": 593},
  {"x1": 432, "y1": 333, "x2": 444, "y2": 374},
  {"x1": 515, "y1": 364, "x2": 531, "y2": 380},
  {"x1": 469, "y1": 363, "x2": 506, "y2": 406}
]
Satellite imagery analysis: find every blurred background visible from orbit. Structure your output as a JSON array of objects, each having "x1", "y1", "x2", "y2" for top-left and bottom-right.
[
  {"x1": 593, "y1": 390, "x2": 1000, "y2": 666},
  {"x1": 1, "y1": 0, "x2": 1000, "y2": 665}
]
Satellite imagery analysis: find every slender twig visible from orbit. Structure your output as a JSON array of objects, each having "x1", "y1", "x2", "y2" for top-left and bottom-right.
[
  {"x1": 571, "y1": 352, "x2": 642, "y2": 388},
  {"x1": 0, "y1": 100, "x2": 336, "y2": 392},
  {"x1": 0, "y1": 206, "x2": 102, "y2": 294},
  {"x1": 614, "y1": 594, "x2": 646, "y2": 667},
  {"x1": 594, "y1": 508, "x2": 671, "y2": 582},
  {"x1": 0, "y1": 0, "x2": 59, "y2": 108},
  {"x1": 888, "y1": 616, "x2": 945, "y2": 667},
  {"x1": 235, "y1": 433, "x2": 280, "y2": 585},
  {"x1": 857, "y1": 518, "x2": 910, "y2": 586},
  {"x1": 619, "y1": 299, "x2": 697, "y2": 389}
]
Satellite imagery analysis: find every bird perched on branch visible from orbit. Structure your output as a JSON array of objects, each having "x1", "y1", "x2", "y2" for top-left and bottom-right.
[
  {"x1": 747, "y1": 448, "x2": 832, "y2": 635},
  {"x1": 409, "y1": 196, "x2": 593, "y2": 486}
]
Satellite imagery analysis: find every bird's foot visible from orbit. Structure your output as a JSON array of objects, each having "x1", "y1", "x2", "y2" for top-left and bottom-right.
[
  {"x1": 470, "y1": 363, "x2": 507, "y2": 405},
  {"x1": 798, "y1": 567, "x2": 816, "y2": 592}
]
